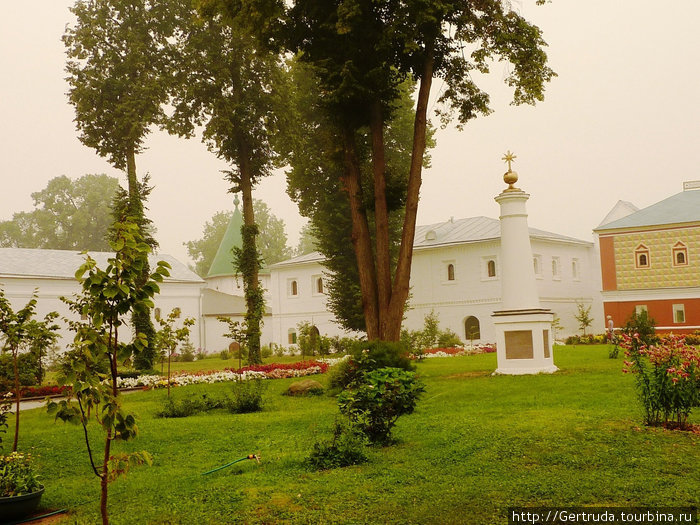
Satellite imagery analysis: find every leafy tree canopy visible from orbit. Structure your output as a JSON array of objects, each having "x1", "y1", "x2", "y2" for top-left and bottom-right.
[
  {"x1": 0, "y1": 174, "x2": 120, "y2": 251},
  {"x1": 275, "y1": 0, "x2": 555, "y2": 339}
]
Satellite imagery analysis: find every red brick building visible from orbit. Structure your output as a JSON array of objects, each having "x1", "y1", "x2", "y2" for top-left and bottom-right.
[{"x1": 594, "y1": 182, "x2": 700, "y2": 334}]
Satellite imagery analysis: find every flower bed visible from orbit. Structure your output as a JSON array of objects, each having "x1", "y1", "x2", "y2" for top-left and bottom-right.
[
  {"x1": 3, "y1": 385, "x2": 71, "y2": 399},
  {"x1": 117, "y1": 361, "x2": 329, "y2": 390},
  {"x1": 411, "y1": 344, "x2": 496, "y2": 359}
]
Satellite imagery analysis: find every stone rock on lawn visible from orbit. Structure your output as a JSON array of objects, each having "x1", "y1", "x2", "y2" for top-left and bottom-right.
[{"x1": 286, "y1": 379, "x2": 324, "y2": 396}]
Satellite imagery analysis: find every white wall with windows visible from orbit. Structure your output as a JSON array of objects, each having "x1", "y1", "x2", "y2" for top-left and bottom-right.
[{"x1": 267, "y1": 230, "x2": 602, "y2": 346}]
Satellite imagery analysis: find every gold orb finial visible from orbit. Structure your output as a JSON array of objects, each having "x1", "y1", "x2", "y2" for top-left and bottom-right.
[{"x1": 502, "y1": 150, "x2": 519, "y2": 190}]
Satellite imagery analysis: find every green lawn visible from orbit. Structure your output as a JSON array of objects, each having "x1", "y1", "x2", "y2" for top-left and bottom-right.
[{"x1": 11, "y1": 345, "x2": 700, "y2": 524}]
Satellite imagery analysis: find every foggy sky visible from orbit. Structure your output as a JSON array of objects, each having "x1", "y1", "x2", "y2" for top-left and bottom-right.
[{"x1": 1, "y1": 1, "x2": 699, "y2": 266}]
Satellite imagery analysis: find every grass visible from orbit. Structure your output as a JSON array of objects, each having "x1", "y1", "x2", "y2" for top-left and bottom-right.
[{"x1": 9, "y1": 345, "x2": 699, "y2": 524}]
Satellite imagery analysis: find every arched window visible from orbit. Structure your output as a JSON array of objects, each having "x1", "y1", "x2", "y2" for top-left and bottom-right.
[
  {"x1": 154, "y1": 308, "x2": 161, "y2": 320},
  {"x1": 465, "y1": 316, "x2": 481, "y2": 340},
  {"x1": 447, "y1": 263, "x2": 455, "y2": 281},
  {"x1": 533, "y1": 257, "x2": 539, "y2": 275},
  {"x1": 487, "y1": 260, "x2": 496, "y2": 277},
  {"x1": 635, "y1": 244, "x2": 650, "y2": 269},
  {"x1": 316, "y1": 277, "x2": 324, "y2": 294},
  {"x1": 290, "y1": 280, "x2": 298, "y2": 296},
  {"x1": 551, "y1": 257, "x2": 561, "y2": 278},
  {"x1": 572, "y1": 259, "x2": 580, "y2": 280},
  {"x1": 673, "y1": 242, "x2": 688, "y2": 266}
]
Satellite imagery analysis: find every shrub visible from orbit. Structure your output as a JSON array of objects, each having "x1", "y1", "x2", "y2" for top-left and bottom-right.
[
  {"x1": 261, "y1": 345, "x2": 273, "y2": 359},
  {"x1": 179, "y1": 342, "x2": 196, "y2": 362},
  {"x1": 0, "y1": 352, "x2": 43, "y2": 393},
  {"x1": 332, "y1": 341, "x2": 415, "y2": 390},
  {"x1": 155, "y1": 393, "x2": 224, "y2": 418},
  {"x1": 437, "y1": 328, "x2": 463, "y2": 349},
  {"x1": 621, "y1": 333, "x2": 699, "y2": 428},
  {"x1": 623, "y1": 310, "x2": 657, "y2": 346},
  {"x1": 219, "y1": 350, "x2": 231, "y2": 360},
  {"x1": 195, "y1": 348, "x2": 207, "y2": 361},
  {"x1": 226, "y1": 379, "x2": 266, "y2": 414},
  {"x1": 330, "y1": 336, "x2": 356, "y2": 355},
  {"x1": 328, "y1": 359, "x2": 355, "y2": 393},
  {"x1": 306, "y1": 419, "x2": 368, "y2": 471},
  {"x1": 273, "y1": 344, "x2": 286, "y2": 357},
  {"x1": 338, "y1": 367, "x2": 425, "y2": 445}
]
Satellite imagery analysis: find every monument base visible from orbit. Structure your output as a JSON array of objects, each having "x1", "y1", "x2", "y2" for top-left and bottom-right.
[{"x1": 492, "y1": 309, "x2": 558, "y2": 375}]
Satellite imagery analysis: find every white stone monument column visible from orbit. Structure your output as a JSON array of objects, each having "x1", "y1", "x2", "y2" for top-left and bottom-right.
[{"x1": 492, "y1": 152, "x2": 557, "y2": 375}]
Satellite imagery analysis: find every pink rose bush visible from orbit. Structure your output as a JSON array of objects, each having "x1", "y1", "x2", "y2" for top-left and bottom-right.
[{"x1": 620, "y1": 333, "x2": 699, "y2": 428}]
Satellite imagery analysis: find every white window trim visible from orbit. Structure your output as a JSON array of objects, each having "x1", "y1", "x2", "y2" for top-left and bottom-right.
[
  {"x1": 635, "y1": 305, "x2": 648, "y2": 315},
  {"x1": 287, "y1": 278, "x2": 299, "y2": 298},
  {"x1": 312, "y1": 274, "x2": 324, "y2": 296},
  {"x1": 572, "y1": 258, "x2": 581, "y2": 282},
  {"x1": 551, "y1": 256, "x2": 561, "y2": 281},
  {"x1": 442, "y1": 260, "x2": 457, "y2": 285},
  {"x1": 481, "y1": 256, "x2": 499, "y2": 282},
  {"x1": 533, "y1": 254, "x2": 543, "y2": 279},
  {"x1": 672, "y1": 304, "x2": 686, "y2": 324}
]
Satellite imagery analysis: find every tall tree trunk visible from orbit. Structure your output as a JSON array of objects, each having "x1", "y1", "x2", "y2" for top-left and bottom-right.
[
  {"x1": 385, "y1": 50, "x2": 435, "y2": 341},
  {"x1": 12, "y1": 349, "x2": 20, "y2": 452},
  {"x1": 237, "y1": 144, "x2": 263, "y2": 364},
  {"x1": 369, "y1": 100, "x2": 392, "y2": 339},
  {"x1": 341, "y1": 126, "x2": 380, "y2": 339}
]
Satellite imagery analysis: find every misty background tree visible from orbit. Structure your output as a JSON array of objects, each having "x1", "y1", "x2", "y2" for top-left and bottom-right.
[{"x1": 0, "y1": 174, "x2": 119, "y2": 251}]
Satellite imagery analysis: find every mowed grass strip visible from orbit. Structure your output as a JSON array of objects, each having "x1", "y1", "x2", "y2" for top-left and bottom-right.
[{"x1": 12, "y1": 345, "x2": 699, "y2": 524}]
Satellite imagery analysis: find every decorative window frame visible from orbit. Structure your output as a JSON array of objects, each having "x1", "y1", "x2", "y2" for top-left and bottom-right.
[
  {"x1": 481, "y1": 256, "x2": 499, "y2": 281},
  {"x1": 672, "y1": 241, "x2": 688, "y2": 267},
  {"x1": 571, "y1": 258, "x2": 581, "y2": 281},
  {"x1": 635, "y1": 304, "x2": 648, "y2": 316},
  {"x1": 634, "y1": 244, "x2": 650, "y2": 269},
  {"x1": 287, "y1": 278, "x2": 299, "y2": 298},
  {"x1": 672, "y1": 304, "x2": 686, "y2": 324},
  {"x1": 533, "y1": 254, "x2": 543, "y2": 279},
  {"x1": 312, "y1": 274, "x2": 324, "y2": 296},
  {"x1": 442, "y1": 260, "x2": 457, "y2": 284},
  {"x1": 551, "y1": 256, "x2": 561, "y2": 281}
]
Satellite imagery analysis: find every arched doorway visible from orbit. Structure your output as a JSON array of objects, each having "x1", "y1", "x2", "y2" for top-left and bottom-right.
[{"x1": 464, "y1": 316, "x2": 481, "y2": 342}]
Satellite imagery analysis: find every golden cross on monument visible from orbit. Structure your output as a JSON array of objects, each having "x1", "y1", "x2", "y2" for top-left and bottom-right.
[{"x1": 502, "y1": 150, "x2": 517, "y2": 171}]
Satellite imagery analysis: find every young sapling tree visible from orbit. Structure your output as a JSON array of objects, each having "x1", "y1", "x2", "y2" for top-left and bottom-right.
[
  {"x1": 49, "y1": 218, "x2": 170, "y2": 525},
  {"x1": 0, "y1": 289, "x2": 59, "y2": 452},
  {"x1": 155, "y1": 308, "x2": 195, "y2": 397}
]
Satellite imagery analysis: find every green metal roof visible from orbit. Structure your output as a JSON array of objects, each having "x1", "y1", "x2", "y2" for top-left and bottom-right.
[
  {"x1": 595, "y1": 189, "x2": 700, "y2": 232},
  {"x1": 207, "y1": 200, "x2": 244, "y2": 278}
]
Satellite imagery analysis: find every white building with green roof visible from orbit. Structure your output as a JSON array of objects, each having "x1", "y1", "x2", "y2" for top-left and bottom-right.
[{"x1": 201, "y1": 196, "x2": 273, "y2": 352}]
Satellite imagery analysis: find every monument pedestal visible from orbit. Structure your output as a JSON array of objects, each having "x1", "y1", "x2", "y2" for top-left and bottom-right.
[
  {"x1": 491, "y1": 153, "x2": 557, "y2": 375},
  {"x1": 492, "y1": 309, "x2": 557, "y2": 375}
]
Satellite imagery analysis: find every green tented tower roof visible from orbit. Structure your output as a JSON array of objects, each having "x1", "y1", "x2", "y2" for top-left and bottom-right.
[{"x1": 207, "y1": 197, "x2": 244, "y2": 278}]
